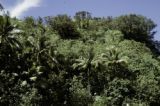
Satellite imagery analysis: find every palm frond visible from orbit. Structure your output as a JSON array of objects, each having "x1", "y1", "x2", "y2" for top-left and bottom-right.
[{"x1": 0, "y1": 3, "x2": 4, "y2": 10}]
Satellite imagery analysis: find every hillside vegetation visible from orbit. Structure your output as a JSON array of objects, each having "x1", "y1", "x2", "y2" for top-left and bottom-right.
[{"x1": 1, "y1": 10, "x2": 160, "y2": 105}]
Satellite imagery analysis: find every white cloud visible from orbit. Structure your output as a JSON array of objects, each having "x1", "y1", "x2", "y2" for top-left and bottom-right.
[{"x1": 10, "y1": 0, "x2": 41, "y2": 18}]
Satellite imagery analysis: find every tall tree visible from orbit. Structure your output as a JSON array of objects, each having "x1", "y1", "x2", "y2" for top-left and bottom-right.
[
  {"x1": 74, "y1": 11, "x2": 91, "y2": 29},
  {"x1": 112, "y1": 14, "x2": 156, "y2": 43},
  {"x1": 0, "y1": 3, "x2": 4, "y2": 16},
  {"x1": 46, "y1": 15, "x2": 79, "y2": 39},
  {"x1": 0, "y1": 15, "x2": 21, "y2": 50},
  {"x1": 73, "y1": 48, "x2": 94, "y2": 94},
  {"x1": 0, "y1": 3, "x2": 4, "y2": 11}
]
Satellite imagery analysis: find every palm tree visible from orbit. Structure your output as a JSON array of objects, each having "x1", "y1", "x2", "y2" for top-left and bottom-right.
[
  {"x1": 0, "y1": 15, "x2": 21, "y2": 50},
  {"x1": 0, "y1": 3, "x2": 4, "y2": 11},
  {"x1": 72, "y1": 48, "x2": 94, "y2": 94},
  {"x1": 100, "y1": 45, "x2": 129, "y2": 80},
  {"x1": 24, "y1": 19, "x2": 59, "y2": 71},
  {"x1": 0, "y1": 3, "x2": 4, "y2": 16}
]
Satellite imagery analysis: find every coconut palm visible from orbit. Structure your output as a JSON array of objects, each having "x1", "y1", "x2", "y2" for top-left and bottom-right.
[
  {"x1": 0, "y1": 3, "x2": 4, "y2": 11},
  {"x1": 72, "y1": 48, "x2": 94, "y2": 94},
  {"x1": 26, "y1": 19, "x2": 59, "y2": 71},
  {"x1": 0, "y1": 15, "x2": 22, "y2": 50},
  {"x1": 100, "y1": 45, "x2": 129, "y2": 80}
]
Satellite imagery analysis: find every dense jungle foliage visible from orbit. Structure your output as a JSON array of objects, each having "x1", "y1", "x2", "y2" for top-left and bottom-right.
[{"x1": 1, "y1": 6, "x2": 160, "y2": 105}]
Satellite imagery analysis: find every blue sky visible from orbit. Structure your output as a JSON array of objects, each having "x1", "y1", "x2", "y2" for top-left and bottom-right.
[{"x1": 1, "y1": 0, "x2": 160, "y2": 40}]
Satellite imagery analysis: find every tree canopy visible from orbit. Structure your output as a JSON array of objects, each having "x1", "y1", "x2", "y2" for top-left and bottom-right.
[
  {"x1": 0, "y1": 10, "x2": 160, "y2": 105},
  {"x1": 112, "y1": 14, "x2": 156, "y2": 43}
]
